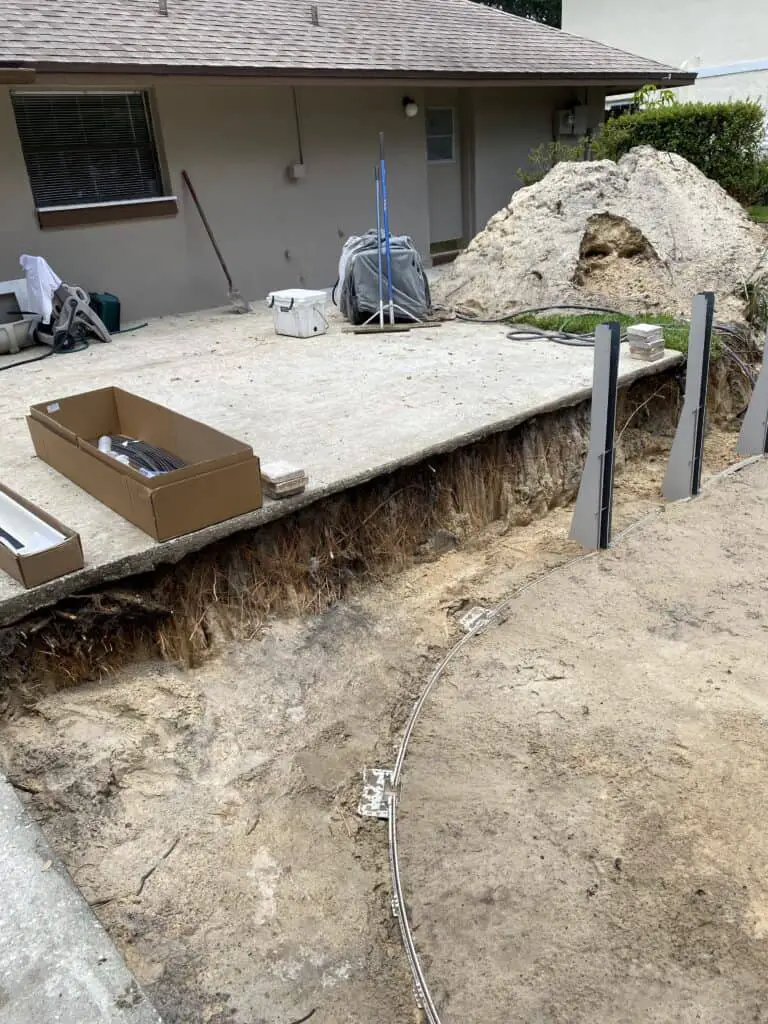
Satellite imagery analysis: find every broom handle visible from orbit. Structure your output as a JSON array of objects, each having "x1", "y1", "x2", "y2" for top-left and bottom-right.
[
  {"x1": 181, "y1": 170, "x2": 234, "y2": 292},
  {"x1": 379, "y1": 133, "x2": 395, "y2": 324}
]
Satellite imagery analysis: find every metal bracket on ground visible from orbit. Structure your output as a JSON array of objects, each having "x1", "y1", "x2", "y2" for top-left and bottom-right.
[
  {"x1": 569, "y1": 322, "x2": 621, "y2": 550},
  {"x1": 737, "y1": 327, "x2": 768, "y2": 456},
  {"x1": 456, "y1": 605, "x2": 494, "y2": 634},
  {"x1": 662, "y1": 292, "x2": 715, "y2": 500},
  {"x1": 358, "y1": 767, "x2": 394, "y2": 819}
]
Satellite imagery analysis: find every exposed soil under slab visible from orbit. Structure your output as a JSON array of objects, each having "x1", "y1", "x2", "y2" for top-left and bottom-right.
[
  {"x1": 0, "y1": 424, "x2": 748, "y2": 1024},
  {"x1": 0, "y1": 368, "x2": 686, "y2": 709},
  {"x1": 0, "y1": 300, "x2": 684, "y2": 629},
  {"x1": 3, "y1": 347, "x2": 756, "y2": 714}
]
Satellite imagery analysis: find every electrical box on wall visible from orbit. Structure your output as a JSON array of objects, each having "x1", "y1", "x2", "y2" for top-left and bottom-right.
[
  {"x1": 556, "y1": 106, "x2": 589, "y2": 137},
  {"x1": 287, "y1": 162, "x2": 306, "y2": 182}
]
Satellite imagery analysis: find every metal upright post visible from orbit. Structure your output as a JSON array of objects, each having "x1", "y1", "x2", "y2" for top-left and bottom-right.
[
  {"x1": 379, "y1": 131, "x2": 396, "y2": 325},
  {"x1": 360, "y1": 132, "x2": 423, "y2": 330},
  {"x1": 737, "y1": 326, "x2": 768, "y2": 455},
  {"x1": 375, "y1": 166, "x2": 385, "y2": 329},
  {"x1": 662, "y1": 292, "x2": 715, "y2": 500},
  {"x1": 569, "y1": 322, "x2": 621, "y2": 550}
]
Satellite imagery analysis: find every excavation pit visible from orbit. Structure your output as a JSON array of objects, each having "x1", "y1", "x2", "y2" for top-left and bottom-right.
[{"x1": 2, "y1": 301, "x2": 758, "y2": 1023}]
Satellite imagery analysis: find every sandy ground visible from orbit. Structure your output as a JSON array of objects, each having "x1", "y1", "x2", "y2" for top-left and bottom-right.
[
  {"x1": 0, "y1": 428, "x2": 754, "y2": 1024},
  {"x1": 398, "y1": 457, "x2": 768, "y2": 1024}
]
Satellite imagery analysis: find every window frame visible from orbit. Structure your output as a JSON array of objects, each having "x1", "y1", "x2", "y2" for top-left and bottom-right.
[
  {"x1": 11, "y1": 88, "x2": 178, "y2": 230},
  {"x1": 426, "y1": 106, "x2": 457, "y2": 166}
]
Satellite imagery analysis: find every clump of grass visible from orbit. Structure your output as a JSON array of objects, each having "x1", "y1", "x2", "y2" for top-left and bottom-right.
[
  {"x1": 509, "y1": 310, "x2": 691, "y2": 353},
  {"x1": 743, "y1": 276, "x2": 768, "y2": 333},
  {"x1": 748, "y1": 205, "x2": 768, "y2": 224}
]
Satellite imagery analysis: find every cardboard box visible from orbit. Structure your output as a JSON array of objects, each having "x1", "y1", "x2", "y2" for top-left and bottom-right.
[
  {"x1": 28, "y1": 387, "x2": 262, "y2": 542},
  {"x1": 0, "y1": 483, "x2": 84, "y2": 588}
]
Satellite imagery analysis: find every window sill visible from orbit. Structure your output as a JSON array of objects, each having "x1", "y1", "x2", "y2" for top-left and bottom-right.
[{"x1": 37, "y1": 196, "x2": 178, "y2": 230}]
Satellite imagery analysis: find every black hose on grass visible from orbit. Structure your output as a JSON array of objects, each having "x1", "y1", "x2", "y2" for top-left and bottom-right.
[
  {"x1": 456, "y1": 303, "x2": 628, "y2": 326},
  {"x1": 457, "y1": 303, "x2": 758, "y2": 381}
]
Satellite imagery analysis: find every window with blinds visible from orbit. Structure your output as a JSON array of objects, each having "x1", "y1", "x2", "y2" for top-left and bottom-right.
[
  {"x1": 11, "y1": 91, "x2": 165, "y2": 209},
  {"x1": 426, "y1": 108, "x2": 455, "y2": 164}
]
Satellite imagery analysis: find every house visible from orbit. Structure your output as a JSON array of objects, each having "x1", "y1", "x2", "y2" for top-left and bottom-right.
[
  {"x1": 0, "y1": 0, "x2": 692, "y2": 320},
  {"x1": 563, "y1": 0, "x2": 768, "y2": 114}
]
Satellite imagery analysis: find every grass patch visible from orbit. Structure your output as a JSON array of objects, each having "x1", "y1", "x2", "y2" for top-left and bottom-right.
[
  {"x1": 509, "y1": 310, "x2": 691, "y2": 354},
  {"x1": 748, "y1": 205, "x2": 768, "y2": 223},
  {"x1": 743, "y1": 276, "x2": 768, "y2": 332}
]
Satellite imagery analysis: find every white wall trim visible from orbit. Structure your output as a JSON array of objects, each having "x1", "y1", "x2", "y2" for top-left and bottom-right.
[{"x1": 695, "y1": 57, "x2": 768, "y2": 80}]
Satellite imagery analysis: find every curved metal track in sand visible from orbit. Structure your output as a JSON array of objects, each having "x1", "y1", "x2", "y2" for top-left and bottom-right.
[{"x1": 385, "y1": 456, "x2": 762, "y2": 1023}]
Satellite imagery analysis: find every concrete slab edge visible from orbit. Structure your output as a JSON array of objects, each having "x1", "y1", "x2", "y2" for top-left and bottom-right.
[
  {"x1": 0, "y1": 352, "x2": 682, "y2": 628},
  {"x1": 0, "y1": 777, "x2": 163, "y2": 1024}
]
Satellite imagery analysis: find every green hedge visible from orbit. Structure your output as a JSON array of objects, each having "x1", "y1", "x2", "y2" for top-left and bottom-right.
[{"x1": 594, "y1": 101, "x2": 767, "y2": 204}]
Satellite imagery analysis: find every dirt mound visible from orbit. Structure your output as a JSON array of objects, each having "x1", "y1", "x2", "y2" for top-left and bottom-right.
[{"x1": 434, "y1": 147, "x2": 768, "y2": 319}]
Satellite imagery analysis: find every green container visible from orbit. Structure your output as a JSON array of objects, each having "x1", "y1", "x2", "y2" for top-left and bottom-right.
[{"x1": 89, "y1": 292, "x2": 121, "y2": 334}]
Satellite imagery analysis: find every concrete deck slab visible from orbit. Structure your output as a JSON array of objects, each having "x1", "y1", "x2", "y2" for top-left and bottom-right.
[
  {"x1": 0, "y1": 778, "x2": 161, "y2": 1024},
  {"x1": 0, "y1": 306, "x2": 681, "y2": 626}
]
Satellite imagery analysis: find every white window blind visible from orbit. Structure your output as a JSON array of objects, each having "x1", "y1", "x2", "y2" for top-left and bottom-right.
[{"x1": 12, "y1": 91, "x2": 164, "y2": 209}]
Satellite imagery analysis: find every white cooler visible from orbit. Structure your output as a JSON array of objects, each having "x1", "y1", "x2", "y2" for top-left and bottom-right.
[{"x1": 266, "y1": 288, "x2": 328, "y2": 338}]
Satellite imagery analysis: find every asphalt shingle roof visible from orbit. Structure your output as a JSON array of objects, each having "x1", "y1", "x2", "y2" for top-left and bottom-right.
[{"x1": 0, "y1": 0, "x2": 693, "y2": 83}]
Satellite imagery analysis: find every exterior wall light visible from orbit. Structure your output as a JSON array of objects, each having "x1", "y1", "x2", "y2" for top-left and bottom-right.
[{"x1": 402, "y1": 97, "x2": 419, "y2": 118}]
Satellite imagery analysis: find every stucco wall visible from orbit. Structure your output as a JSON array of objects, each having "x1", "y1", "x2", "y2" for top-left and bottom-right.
[
  {"x1": 675, "y1": 70, "x2": 768, "y2": 114},
  {"x1": 563, "y1": 0, "x2": 765, "y2": 68},
  {"x1": 563, "y1": 0, "x2": 768, "y2": 111},
  {"x1": 471, "y1": 86, "x2": 604, "y2": 232},
  {"x1": 0, "y1": 76, "x2": 609, "y2": 320},
  {"x1": 0, "y1": 78, "x2": 430, "y2": 320}
]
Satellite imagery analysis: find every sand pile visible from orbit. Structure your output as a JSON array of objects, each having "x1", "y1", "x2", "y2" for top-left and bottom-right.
[{"x1": 434, "y1": 146, "x2": 768, "y2": 320}]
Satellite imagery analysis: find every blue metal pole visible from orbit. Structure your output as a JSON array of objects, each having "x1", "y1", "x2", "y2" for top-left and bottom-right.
[
  {"x1": 375, "y1": 166, "x2": 384, "y2": 327},
  {"x1": 379, "y1": 131, "x2": 395, "y2": 325}
]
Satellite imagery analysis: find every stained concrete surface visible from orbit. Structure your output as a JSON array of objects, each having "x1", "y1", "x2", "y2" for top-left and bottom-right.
[
  {"x1": 0, "y1": 778, "x2": 161, "y2": 1024},
  {"x1": 0, "y1": 305, "x2": 680, "y2": 626},
  {"x1": 397, "y1": 458, "x2": 768, "y2": 1023}
]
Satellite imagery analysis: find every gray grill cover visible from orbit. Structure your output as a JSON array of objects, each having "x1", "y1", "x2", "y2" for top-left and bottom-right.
[{"x1": 337, "y1": 231, "x2": 431, "y2": 324}]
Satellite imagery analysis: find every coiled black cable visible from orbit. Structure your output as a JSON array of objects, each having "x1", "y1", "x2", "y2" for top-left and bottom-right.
[{"x1": 107, "y1": 436, "x2": 186, "y2": 474}]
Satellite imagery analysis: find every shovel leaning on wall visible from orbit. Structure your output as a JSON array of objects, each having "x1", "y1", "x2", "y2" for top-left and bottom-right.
[{"x1": 181, "y1": 170, "x2": 252, "y2": 314}]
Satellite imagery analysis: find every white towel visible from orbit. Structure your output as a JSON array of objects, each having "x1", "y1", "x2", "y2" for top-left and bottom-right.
[{"x1": 19, "y1": 254, "x2": 62, "y2": 324}]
